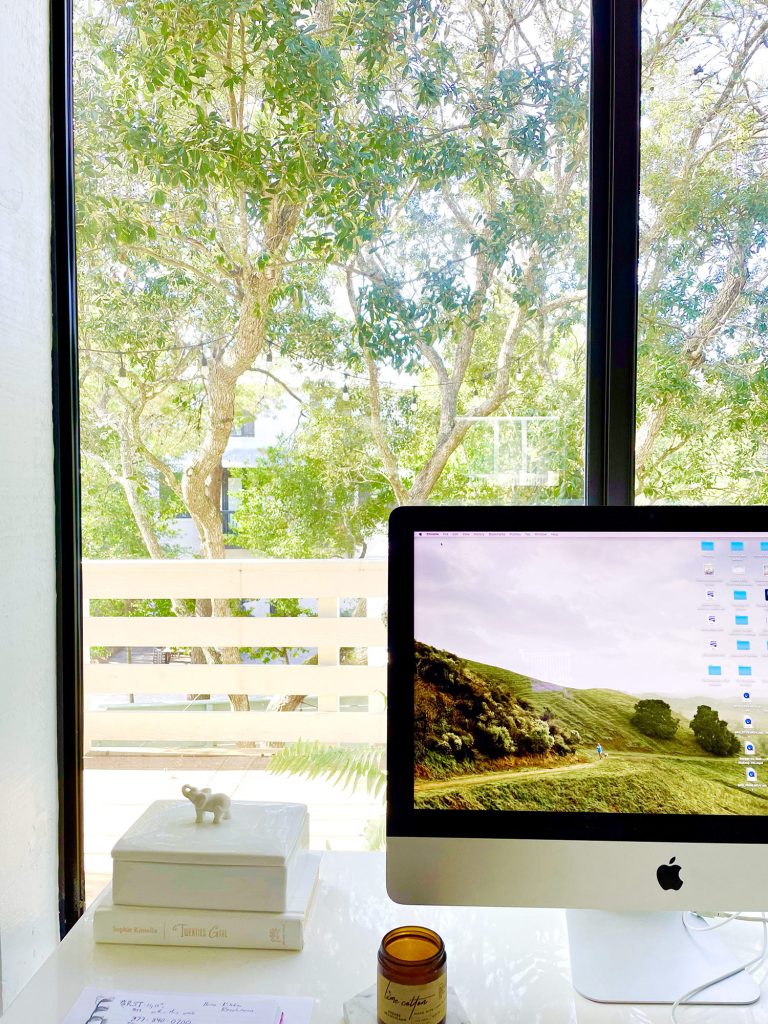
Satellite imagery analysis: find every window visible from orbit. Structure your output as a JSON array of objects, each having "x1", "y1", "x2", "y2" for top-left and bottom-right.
[
  {"x1": 62, "y1": 0, "x2": 758, "y2": 924},
  {"x1": 637, "y1": 1, "x2": 768, "y2": 503},
  {"x1": 71, "y1": 0, "x2": 597, "y2": 906}
]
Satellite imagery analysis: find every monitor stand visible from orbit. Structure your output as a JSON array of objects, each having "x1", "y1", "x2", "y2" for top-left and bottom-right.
[{"x1": 567, "y1": 910, "x2": 761, "y2": 1005}]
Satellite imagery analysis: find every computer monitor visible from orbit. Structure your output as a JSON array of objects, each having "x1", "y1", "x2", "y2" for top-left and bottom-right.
[{"x1": 386, "y1": 507, "x2": 768, "y2": 1004}]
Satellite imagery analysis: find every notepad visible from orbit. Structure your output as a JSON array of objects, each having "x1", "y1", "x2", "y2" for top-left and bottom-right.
[{"x1": 62, "y1": 987, "x2": 314, "y2": 1024}]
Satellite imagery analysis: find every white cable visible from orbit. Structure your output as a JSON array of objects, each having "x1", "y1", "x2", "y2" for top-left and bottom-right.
[
  {"x1": 670, "y1": 911, "x2": 768, "y2": 1024},
  {"x1": 701, "y1": 913, "x2": 768, "y2": 925},
  {"x1": 682, "y1": 910, "x2": 743, "y2": 932}
]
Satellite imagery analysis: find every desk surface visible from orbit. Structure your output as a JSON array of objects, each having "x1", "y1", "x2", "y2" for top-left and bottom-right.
[{"x1": 3, "y1": 852, "x2": 768, "y2": 1024}]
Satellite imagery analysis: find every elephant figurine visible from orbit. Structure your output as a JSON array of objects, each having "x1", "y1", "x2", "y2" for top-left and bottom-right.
[{"x1": 181, "y1": 784, "x2": 232, "y2": 824}]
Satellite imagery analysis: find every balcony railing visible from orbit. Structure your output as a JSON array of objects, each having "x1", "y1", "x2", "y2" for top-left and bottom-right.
[{"x1": 83, "y1": 558, "x2": 387, "y2": 752}]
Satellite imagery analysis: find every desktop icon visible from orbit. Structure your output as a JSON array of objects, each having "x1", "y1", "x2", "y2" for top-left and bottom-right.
[
  {"x1": 744, "y1": 716, "x2": 754, "y2": 729},
  {"x1": 707, "y1": 665, "x2": 722, "y2": 677},
  {"x1": 742, "y1": 692, "x2": 752, "y2": 702},
  {"x1": 701, "y1": 541, "x2": 715, "y2": 552},
  {"x1": 739, "y1": 666, "x2": 753, "y2": 677},
  {"x1": 704, "y1": 564, "x2": 714, "y2": 576},
  {"x1": 731, "y1": 541, "x2": 745, "y2": 553},
  {"x1": 733, "y1": 564, "x2": 746, "y2": 576},
  {"x1": 708, "y1": 614, "x2": 717, "y2": 624},
  {"x1": 656, "y1": 858, "x2": 683, "y2": 892},
  {"x1": 737, "y1": 640, "x2": 751, "y2": 651},
  {"x1": 746, "y1": 741, "x2": 756, "y2": 755},
  {"x1": 734, "y1": 590, "x2": 748, "y2": 601},
  {"x1": 706, "y1": 589, "x2": 716, "y2": 600},
  {"x1": 762, "y1": 542, "x2": 768, "y2": 552},
  {"x1": 709, "y1": 640, "x2": 718, "y2": 649},
  {"x1": 747, "y1": 768, "x2": 758, "y2": 782},
  {"x1": 736, "y1": 615, "x2": 749, "y2": 626}
]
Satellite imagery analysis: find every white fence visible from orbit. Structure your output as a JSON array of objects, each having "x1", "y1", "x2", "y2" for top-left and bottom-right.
[{"x1": 83, "y1": 559, "x2": 388, "y2": 751}]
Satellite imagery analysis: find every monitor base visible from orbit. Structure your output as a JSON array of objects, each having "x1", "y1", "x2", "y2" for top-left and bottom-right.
[{"x1": 567, "y1": 910, "x2": 761, "y2": 1005}]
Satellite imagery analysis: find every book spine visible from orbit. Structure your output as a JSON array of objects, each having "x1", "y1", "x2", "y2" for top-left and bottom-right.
[{"x1": 93, "y1": 907, "x2": 304, "y2": 950}]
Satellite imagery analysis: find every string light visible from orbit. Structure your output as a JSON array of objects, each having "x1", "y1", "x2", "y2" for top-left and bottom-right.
[{"x1": 118, "y1": 354, "x2": 127, "y2": 378}]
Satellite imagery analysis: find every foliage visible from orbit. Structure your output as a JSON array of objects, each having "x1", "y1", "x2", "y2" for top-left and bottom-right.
[
  {"x1": 231, "y1": 392, "x2": 393, "y2": 558},
  {"x1": 268, "y1": 739, "x2": 386, "y2": 849},
  {"x1": 689, "y1": 705, "x2": 740, "y2": 757},
  {"x1": 414, "y1": 641, "x2": 579, "y2": 775},
  {"x1": 631, "y1": 699, "x2": 679, "y2": 740},
  {"x1": 458, "y1": 655, "x2": 705, "y2": 757},
  {"x1": 75, "y1": 0, "x2": 768, "y2": 566},
  {"x1": 268, "y1": 739, "x2": 385, "y2": 798},
  {"x1": 75, "y1": 0, "x2": 593, "y2": 564}
]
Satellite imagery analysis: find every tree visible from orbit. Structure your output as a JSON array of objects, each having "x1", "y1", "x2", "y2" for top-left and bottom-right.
[
  {"x1": 340, "y1": 0, "x2": 590, "y2": 505},
  {"x1": 631, "y1": 699, "x2": 679, "y2": 740},
  {"x1": 689, "y1": 705, "x2": 740, "y2": 757},
  {"x1": 75, "y1": 0, "x2": 455, "y2": 709},
  {"x1": 75, "y1": 0, "x2": 768, "y2": 591},
  {"x1": 76, "y1": 0, "x2": 592, "y2": 562},
  {"x1": 636, "y1": 0, "x2": 768, "y2": 502}
]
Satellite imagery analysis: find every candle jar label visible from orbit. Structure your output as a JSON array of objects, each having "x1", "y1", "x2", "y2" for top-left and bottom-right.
[{"x1": 377, "y1": 974, "x2": 447, "y2": 1024}]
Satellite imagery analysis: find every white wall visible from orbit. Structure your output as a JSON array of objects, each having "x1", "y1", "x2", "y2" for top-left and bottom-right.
[{"x1": 0, "y1": 0, "x2": 60, "y2": 1013}]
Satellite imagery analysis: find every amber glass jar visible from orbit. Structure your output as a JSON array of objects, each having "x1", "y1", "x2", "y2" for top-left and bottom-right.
[{"x1": 377, "y1": 926, "x2": 447, "y2": 1024}]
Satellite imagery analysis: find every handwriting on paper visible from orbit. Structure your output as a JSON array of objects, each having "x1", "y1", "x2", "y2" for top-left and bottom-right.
[{"x1": 62, "y1": 988, "x2": 282, "y2": 1024}]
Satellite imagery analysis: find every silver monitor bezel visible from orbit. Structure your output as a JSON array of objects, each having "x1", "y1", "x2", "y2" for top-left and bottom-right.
[{"x1": 387, "y1": 506, "x2": 768, "y2": 909}]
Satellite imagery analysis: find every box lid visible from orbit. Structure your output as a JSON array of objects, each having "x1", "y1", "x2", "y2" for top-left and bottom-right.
[{"x1": 111, "y1": 800, "x2": 308, "y2": 867}]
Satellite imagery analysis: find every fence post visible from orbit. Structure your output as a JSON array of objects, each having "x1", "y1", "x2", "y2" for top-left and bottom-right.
[{"x1": 316, "y1": 596, "x2": 339, "y2": 713}]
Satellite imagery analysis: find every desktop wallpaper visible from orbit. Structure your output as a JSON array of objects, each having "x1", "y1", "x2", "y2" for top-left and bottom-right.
[{"x1": 413, "y1": 533, "x2": 768, "y2": 814}]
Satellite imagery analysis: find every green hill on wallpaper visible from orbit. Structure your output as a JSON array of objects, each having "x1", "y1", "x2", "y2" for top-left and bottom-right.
[
  {"x1": 413, "y1": 641, "x2": 764, "y2": 815},
  {"x1": 460, "y1": 655, "x2": 705, "y2": 757}
]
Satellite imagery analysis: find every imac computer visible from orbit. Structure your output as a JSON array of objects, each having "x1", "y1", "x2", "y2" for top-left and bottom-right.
[{"x1": 387, "y1": 506, "x2": 768, "y2": 1005}]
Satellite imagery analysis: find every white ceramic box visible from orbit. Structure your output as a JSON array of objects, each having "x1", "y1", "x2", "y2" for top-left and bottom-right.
[{"x1": 112, "y1": 800, "x2": 309, "y2": 912}]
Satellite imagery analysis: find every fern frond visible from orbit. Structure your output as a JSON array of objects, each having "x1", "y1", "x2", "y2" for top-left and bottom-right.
[{"x1": 268, "y1": 740, "x2": 386, "y2": 797}]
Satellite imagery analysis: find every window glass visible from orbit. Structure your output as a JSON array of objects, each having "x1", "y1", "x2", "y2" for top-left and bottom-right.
[
  {"x1": 74, "y1": 0, "x2": 589, "y2": 902},
  {"x1": 638, "y1": 1, "x2": 768, "y2": 503}
]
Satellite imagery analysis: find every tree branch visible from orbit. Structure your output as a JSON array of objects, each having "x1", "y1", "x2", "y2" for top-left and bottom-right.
[
  {"x1": 251, "y1": 367, "x2": 305, "y2": 405},
  {"x1": 124, "y1": 243, "x2": 234, "y2": 296}
]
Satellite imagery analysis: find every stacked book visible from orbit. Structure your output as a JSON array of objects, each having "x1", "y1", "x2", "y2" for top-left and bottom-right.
[{"x1": 94, "y1": 798, "x2": 320, "y2": 950}]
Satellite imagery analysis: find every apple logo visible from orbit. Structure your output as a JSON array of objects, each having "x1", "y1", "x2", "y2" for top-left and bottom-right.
[{"x1": 657, "y1": 857, "x2": 683, "y2": 891}]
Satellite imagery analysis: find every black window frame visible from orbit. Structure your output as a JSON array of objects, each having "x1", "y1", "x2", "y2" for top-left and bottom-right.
[{"x1": 50, "y1": 0, "x2": 641, "y2": 933}]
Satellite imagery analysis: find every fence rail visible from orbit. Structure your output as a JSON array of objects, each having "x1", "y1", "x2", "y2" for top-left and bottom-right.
[{"x1": 83, "y1": 558, "x2": 388, "y2": 751}]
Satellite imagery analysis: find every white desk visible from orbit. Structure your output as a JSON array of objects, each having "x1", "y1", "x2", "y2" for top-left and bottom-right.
[{"x1": 2, "y1": 853, "x2": 768, "y2": 1023}]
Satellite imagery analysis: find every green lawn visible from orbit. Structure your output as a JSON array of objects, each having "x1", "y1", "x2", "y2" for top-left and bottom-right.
[{"x1": 414, "y1": 752, "x2": 768, "y2": 815}]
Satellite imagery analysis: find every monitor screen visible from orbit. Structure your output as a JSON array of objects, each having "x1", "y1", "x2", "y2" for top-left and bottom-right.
[{"x1": 413, "y1": 530, "x2": 768, "y2": 817}]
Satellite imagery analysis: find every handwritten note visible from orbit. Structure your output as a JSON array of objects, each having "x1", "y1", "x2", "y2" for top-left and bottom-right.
[{"x1": 60, "y1": 988, "x2": 313, "y2": 1024}]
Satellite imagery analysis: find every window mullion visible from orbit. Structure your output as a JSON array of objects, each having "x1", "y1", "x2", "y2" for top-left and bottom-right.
[
  {"x1": 586, "y1": 0, "x2": 641, "y2": 506},
  {"x1": 51, "y1": 0, "x2": 86, "y2": 936}
]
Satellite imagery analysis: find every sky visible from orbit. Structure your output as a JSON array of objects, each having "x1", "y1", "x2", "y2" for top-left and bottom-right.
[{"x1": 414, "y1": 533, "x2": 768, "y2": 697}]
